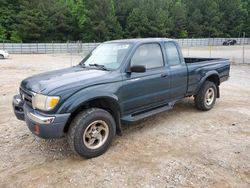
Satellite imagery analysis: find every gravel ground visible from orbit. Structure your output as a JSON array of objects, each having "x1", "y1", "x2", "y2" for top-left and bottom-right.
[{"x1": 0, "y1": 54, "x2": 249, "y2": 188}]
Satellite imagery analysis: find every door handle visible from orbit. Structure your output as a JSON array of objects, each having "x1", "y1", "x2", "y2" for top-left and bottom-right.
[{"x1": 161, "y1": 73, "x2": 168, "y2": 78}]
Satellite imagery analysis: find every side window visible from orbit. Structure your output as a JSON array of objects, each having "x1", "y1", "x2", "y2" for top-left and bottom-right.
[
  {"x1": 131, "y1": 43, "x2": 164, "y2": 69},
  {"x1": 165, "y1": 42, "x2": 181, "y2": 66}
]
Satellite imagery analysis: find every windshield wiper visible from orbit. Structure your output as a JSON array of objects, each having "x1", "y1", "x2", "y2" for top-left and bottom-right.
[
  {"x1": 89, "y1": 64, "x2": 109, "y2": 71},
  {"x1": 79, "y1": 62, "x2": 86, "y2": 67}
]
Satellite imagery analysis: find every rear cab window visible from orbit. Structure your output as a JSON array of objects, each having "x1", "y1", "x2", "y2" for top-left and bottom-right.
[{"x1": 165, "y1": 42, "x2": 181, "y2": 66}]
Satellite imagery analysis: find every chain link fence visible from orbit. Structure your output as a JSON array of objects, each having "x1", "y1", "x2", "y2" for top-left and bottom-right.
[
  {"x1": 0, "y1": 38, "x2": 249, "y2": 54},
  {"x1": 0, "y1": 42, "x2": 99, "y2": 54},
  {"x1": 0, "y1": 38, "x2": 249, "y2": 64},
  {"x1": 177, "y1": 38, "x2": 250, "y2": 47}
]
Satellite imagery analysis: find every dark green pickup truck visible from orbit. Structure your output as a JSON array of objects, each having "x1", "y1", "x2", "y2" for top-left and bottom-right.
[{"x1": 13, "y1": 38, "x2": 230, "y2": 158}]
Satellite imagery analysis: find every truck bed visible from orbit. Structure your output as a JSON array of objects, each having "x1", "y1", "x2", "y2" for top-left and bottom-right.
[
  {"x1": 184, "y1": 57, "x2": 221, "y2": 64},
  {"x1": 185, "y1": 57, "x2": 230, "y2": 95}
]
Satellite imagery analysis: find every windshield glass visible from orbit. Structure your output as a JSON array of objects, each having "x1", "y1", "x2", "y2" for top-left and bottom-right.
[{"x1": 81, "y1": 43, "x2": 132, "y2": 70}]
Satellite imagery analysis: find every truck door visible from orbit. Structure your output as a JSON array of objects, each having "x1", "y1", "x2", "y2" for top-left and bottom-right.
[
  {"x1": 164, "y1": 42, "x2": 188, "y2": 100},
  {"x1": 121, "y1": 43, "x2": 171, "y2": 114}
]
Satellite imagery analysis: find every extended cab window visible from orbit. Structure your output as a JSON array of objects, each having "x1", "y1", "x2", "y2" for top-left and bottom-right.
[
  {"x1": 165, "y1": 42, "x2": 181, "y2": 66},
  {"x1": 131, "y1": 43, "x2": 164, "y2": 69}
]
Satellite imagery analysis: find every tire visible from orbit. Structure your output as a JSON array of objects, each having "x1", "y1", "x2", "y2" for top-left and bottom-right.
[
  {"x1": 194, "y1": 81, "x2": 217, "y2": 111},
  {"x1": 67, "y1": 108, "x2": 116, "y2": 158},
  {"x1": 0, "y1": 55, "x2": 4, "y2": 59}
]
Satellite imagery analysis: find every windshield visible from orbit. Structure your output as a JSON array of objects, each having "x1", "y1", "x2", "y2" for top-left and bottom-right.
[{"x1": 80, "y1": 43, "x2": 132, "y2": 70}]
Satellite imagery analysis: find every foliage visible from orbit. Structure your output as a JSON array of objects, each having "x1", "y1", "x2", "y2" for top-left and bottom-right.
[
  {"x1": 0, "y1": 0, "x2": 249, "y2": 42},
  {"x1": 81, "y1": 0, "x2": 122, "y2": 42},
  {"x1": 126, "y1": 0, "x2": 172, "y2": 38}
]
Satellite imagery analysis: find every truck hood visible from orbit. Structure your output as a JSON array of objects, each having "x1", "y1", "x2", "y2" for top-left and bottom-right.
[{"x1": 21, "y1": 66, "x2": 110, "y2": 94}]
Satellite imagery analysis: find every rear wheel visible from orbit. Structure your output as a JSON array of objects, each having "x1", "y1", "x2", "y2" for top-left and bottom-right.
[
  {"x1": 67, "y1": 108, "x2": 116, "y2": 158},
  {"x1": 195, "y1": 81, "x2": 217, "y2": 111},
  {"x1": 0, "y1": 55, "x2": 4, "y2": 59}
]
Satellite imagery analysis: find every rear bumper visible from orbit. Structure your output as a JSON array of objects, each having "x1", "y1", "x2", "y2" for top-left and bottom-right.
[{"x1": 12, "y1": 95, "x2": 70, "y2": 139}]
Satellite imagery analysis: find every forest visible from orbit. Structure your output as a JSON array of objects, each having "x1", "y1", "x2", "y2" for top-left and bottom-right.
[{"x1": 0, "y1": 0, "x2": 249, "y2": 42}]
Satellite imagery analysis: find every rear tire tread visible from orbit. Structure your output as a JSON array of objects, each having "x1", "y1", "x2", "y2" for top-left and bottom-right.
[{"x1": 195, "y1": 81, "x2": 217, "y2": 111}]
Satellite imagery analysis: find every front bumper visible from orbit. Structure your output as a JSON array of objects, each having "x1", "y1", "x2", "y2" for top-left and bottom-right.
[{"x1": 12, "y1": 95, "x2": 70, "y2": 139}]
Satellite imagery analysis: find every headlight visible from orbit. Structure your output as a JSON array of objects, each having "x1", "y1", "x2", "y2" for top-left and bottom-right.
[{"x1": 32, "y1": 94, "x2": 60, "y2": 111}]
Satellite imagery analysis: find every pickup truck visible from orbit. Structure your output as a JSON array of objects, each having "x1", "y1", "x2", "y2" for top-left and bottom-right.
[{"x1": 13, "y1": 38, "x2": 230, "y2": 158}]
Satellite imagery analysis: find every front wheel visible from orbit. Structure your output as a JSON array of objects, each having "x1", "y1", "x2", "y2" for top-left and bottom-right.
[
  {"x1": 195, "y1": 81, "x2": 217, "y2": 111},
  {"x1": 67, "y1": 108, "x2": 116, "y2": 158}
]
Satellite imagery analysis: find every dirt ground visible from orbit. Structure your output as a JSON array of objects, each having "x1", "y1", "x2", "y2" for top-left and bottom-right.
[{"x1": 0, "y1": 54, "x2": 249, "y2": 188}]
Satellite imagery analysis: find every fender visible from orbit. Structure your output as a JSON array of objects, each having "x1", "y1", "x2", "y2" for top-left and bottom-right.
[
  {"x1": 58, "y1": 87, "x2": 123, "y2": 135},
  {"x1": 57, "y1": 87, "x2": 121, "y2": 114},
  {"x1": 195, "y1": 70, "x2": 220, "y2": 95}
]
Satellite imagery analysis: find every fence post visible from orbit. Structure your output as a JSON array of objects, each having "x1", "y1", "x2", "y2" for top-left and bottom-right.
[
  {"x1": 209, "y1": 46, "x2": 212, "y2": 58},
  {"x1": 243, "y1": 32, "x2": 245, "y2": 64},
  {"x1": 52, "y1": 41, "x2": 54, "y2": 54},
  {"x1": 67, "y1": 41, "x2": 69, "y2": 53},
  {"x1": 80, "y1": 41, "x2": 82, "y2": 53},
  {"x1": 70, "y1": 42, "x2": 73, "y2": 67},
  {"x1": 77, "y1": 40, "x2": 80, "y2": 53}
]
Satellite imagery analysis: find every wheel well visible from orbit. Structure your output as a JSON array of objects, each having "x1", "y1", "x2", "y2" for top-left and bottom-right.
[
  {"x1": 206, "y1": 74, "x2": 220, "y2": 98},
  {"x1": 206, "y1": 74, "x2": 220, "y2": 86},
  {"x1": 63, "y1": 97, "x2": 122, "y2": 135}
]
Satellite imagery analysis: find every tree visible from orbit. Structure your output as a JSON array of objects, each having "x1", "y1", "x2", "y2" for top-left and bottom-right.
[
  {"x1": 0, "y1": 26, "x2": 7, "y2": 42},
  {"x1": 185, "y1": 0, "x2": 222, "y2": 37},
  {"x1": 114, "y1": 0, "x2": 139, "y2": 31},
  {"x1": 170, "y1": 0, "x2": 188, "y2": 38},
  {"x1": 126, "y1": 0, "x2": 172, "y2": 38},
  {"x1": 82, "y1": 0, "x2": 122, "y2": 42},
  {"x1": 186, "y1": 8, "x2": 203, "y2": 37},
  {"x1": 15, "y1": 0, "x2": 78, "y2": 42},
  {"x1": 243, "y1": 0, "x2": 250, "y2": 36},
  {"x1": 63, "y1": 0, "x2": 87, "y2": 39},
  {"x1": 0, "y1": 0, "x2": 250, "y2": 42},
  {"x1": 219, "y1": 0, "x2": 248, "y2": 37},
  {"x1": 0, "y1": 0, "x2": 21, "y2": 42},
  {"x1": 126, "y1": 8, "x2": 148, "y2": 38}
]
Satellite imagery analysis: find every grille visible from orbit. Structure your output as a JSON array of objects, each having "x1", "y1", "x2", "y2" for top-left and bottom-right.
[{"x1": 20, "y1": 88, "x2": 33, "y2": 107}]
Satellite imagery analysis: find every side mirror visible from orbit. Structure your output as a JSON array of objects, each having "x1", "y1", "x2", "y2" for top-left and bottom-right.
[{"x1": 129, "y1": 65, "x2": 146, "y2": 73}]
